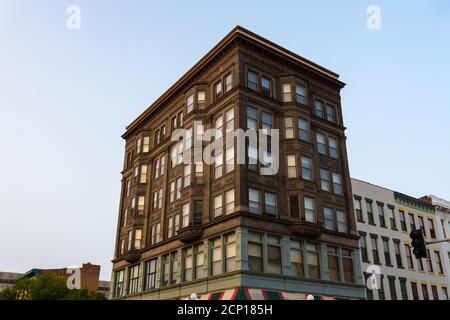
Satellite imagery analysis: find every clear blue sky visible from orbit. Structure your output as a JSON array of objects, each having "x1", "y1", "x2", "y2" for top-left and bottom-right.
[{"x1": 0, "y1": 1, "x2": 449, "y2": 280}]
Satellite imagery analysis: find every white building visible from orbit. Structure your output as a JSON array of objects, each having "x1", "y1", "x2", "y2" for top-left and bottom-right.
[{"x1": 351, "y1": 178, "x2": 450, "y2": 300}]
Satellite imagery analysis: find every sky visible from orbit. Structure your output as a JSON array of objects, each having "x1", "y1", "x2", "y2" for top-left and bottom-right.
[{"x1": 0, "y1": 1, "x2": 449, "y2": 280}]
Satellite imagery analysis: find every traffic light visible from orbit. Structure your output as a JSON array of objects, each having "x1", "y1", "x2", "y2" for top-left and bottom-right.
[{"x1": 410, "y1": 229, "x2": 427, "y2": 258}]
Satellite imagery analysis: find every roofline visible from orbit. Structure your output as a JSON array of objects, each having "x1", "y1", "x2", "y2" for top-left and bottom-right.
[{"x1": 122, "y1": 25, "x2": 345, "y2": 139}]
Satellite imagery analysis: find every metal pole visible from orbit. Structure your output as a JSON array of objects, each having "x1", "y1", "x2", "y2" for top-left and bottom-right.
[{"x1": 426, "y1": 238, "x2": 450, "y2": 245}]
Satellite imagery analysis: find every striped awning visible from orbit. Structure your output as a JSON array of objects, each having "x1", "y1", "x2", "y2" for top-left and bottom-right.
[{"x1": 180, "y1": 288, "x2": 337, "y2": 300}]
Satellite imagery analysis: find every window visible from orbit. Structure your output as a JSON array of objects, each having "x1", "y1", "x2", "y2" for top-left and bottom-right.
[
  {"x1": 324, "y1": 208, "x2": 334, "y2": 231},
  {"x1": 170, "y1": 252, "x2": 178, "y2": 285},
  {"x1": 399, "y1": 278, "x2": 408, "y2": 300},
  {"x1": 225, "y1": 109, "x2": 235, "y2": 173},
  {"x1": 441, "y1": 287, "x2": 449, "y2": 300},
  {"x1": 315, "y1": 100, "x2": 324, "y2": 117},
  {"x1": 183, "y1": 164, "x2": 191, "y2": 187},
  {"x1": 394, "y1": 241, "x2": 403, "y2": 268},
  {"x1": 399, "y1": 210, "x2": 407, "y2": 231},
  {"x1": 182, "y1": 203, "x2": 190, "y2": 227},
  {"x1": 378, "y1": 275, "x2": 385, "y2": 300},
  {"x1": 214, "y1": 194, "x2": 223, "y2": 218},
  {"x1": 249, "y1": 188, "x2": 260, "y2": 214},
  {"x1": 320, "y1": 169, "x2": 330, "y2": 191},
  {"x1": 261, "y1": 111, "x2": 272, "y2": 133},
  {"x1": 327, "y1": 246, "x2": 340, "y2": 281},
  {"x1": 426, "y1": 249, "x2": 433, "y2": 272},
  {"x1": 301, "y1": 156, "x2": 312, "y2": 180},
  {"x1": 364, "y1": 273, "x2": 374, "y2": 300},
  {"x1": 140, "y1": 165, "x2": 148, "y2": 184},
  {"x1": 382, "y1": 238, "x2": 391, "y2": 265},
  {"x1": 119, "y1": 239, "x2": 125, "y2": 255},
  {"x1": 431, "y1": 285, "x2": 439, "y2": 300},
  {"x1": 225, "y1": 73, "x2": 232, "y2": 92},
  {"x1": 248, "y1": 232, "x2": 263, "y2": 273},
  {"x1": 418, "y1": 216, "x2": 425, "y2": 234},
  {"x1": 193, "y1": 200, "x2": 202, "y2": 225},
  {"x1": 122, "y1": 208, "x2": 128, "y2": 227},
  {"x1": 158, "y1": 188, "x2": 163, "y2": 209},
  {"x1": 143, "y1": 136, "x2": 150, "y2": 153},
  {"x1": 247, "y1": 106, "x2": 257, "y2": 130},
  {"x1": 289, "y1": 195, "x2": 300, "y2": 220},
  {"x1": 247, "y1": 70, "x2": 257, "y2": 91},
  {"x1": 304, "y1": 197, "x2": 316, "y2": 222},
  {"x1": 154, "y1": 129, "x2": 160, "y2": 145},
  {"x1": 195, "y1": 244, "x2": 205, "y2": 279},
  {"x1": 284, "y1": 117, "x2": 294, "y2": 139},
  {"x1": 171, "y1": 116, "x2": 177, "y2": 130},
  {"x1": 371, "y1": 236, "x2": 380, "y2": 264},
  {"x1": 225, "y1": 189, "x2": 235, "y2": 215},
  {"x1": 136, "y1": 138, "x2": 141, "y2": 153},
  {"x1": 405, "y1": 244, "x2": 414, "y2": 269},
  {"x1": 428, "y1": 219, "x2": 436, "y2": 238},
  {"x1": 326, "y1": 104, "x2": 335, "y2": 122},
  {"x1": 359, "y1": 234, "x2": 368, "y2": 262},
  {"x1": 261, "y1": 76, "x2": 271, "y2": 95},
  {"x1": 161, "y1": 255, "x2": 170, "y2": 286},
  {"x1": 342, "y1": 249, "x2": 354, "y2": 283},
  {"x1": 128, "y1": 265, "x2": 140, "y2": 295},
  {"x1": 127, "y1": 230, "x2": 133, "y2": 251},
  {"x1": 332, "y1": 172, "x2": 343, "y2": 195},
  {"x1": 225, "y1": 233, "x2": 236, "y2": 272},
  {"x1": 354, "y1": 198, "x2": 363, "y2": 222},
  {"x1": 295, "y1": 83, "x2": 306, "y2": 104},
  {"x1": 435, "y1": 251, "x2": 443, "y2": 274},
  {"x1": 178, "y1": 111, "x2": 184, "y2": 127},
  {"x1": 267, "y1": 235, "x2": 281, "y2": 274},
  {"x1": 411, "y1": 282, "x2": 419, "y2": 300},
  {"x1": 290, "y1": 240, "x2": 304, "y2": 277},
  {"x1": 114, "y1": 270, "x2": 124, "y2": 297},
  {"x1": 377, "y1": 203, "x2": 386, "y2": 228},
  {"x1": 195, "y1": 162, "x2": 203, "y2": 184},
  {"x1": 167, "y1": 216, "x2": 174, "y2": 238},
  {"x1": 137, "y1": 196, "x2": 145, "y2": 214},
  {"x1": 422, "y1": 284, "x2": 429, "y2": 300},
  {"x1": 418, "y1": 258, "x2": 424, "y2": 274},
  {"x1": 169, "y1": 181, "x2": 175, "y2": 203},
  {"x1": 298, "y1": 118, "x2": 309, "y2": 141},
  {"x1": 441, "y1": 219, "x2": 447, "y2": 238},
  {"x1": 408, "y1": 213, "x2": 416, "y2": 231},
  {"x1": 328, "y1": 137, "x2": 338, "y2": 159},
  {"x1": 282, "y1": 83, "x2": 292, "y2": 102},
  {"x1": 316, "y1": 132, "x2": 327, "y2": 155},
  {"x1": 337, "y1": 210, "x2": 348, "y2": 233},
  {"x1": 144, "y1": 259, "x2": 157, "y2": 290},
  {"x1": 215, "y1": 81, "x2": 222, "y2": 98},
  {"x1": 264, "y1": 192, "x2": 276, "y2": 216},
  {"x1": 366, "y1": 200, "x2": 374, "y2": 225},
  {"x1": 183, "y1": 247, "x2": 193, "y2": 282},
  {"x1": 306, "y1": 243, "x2": 320, "y2": 279},
  {"x1": 126, "y1": 179, "x2": 131, "y2": 197},
  {"x1": 176, "y1": 177, "x2": 182, "y2": 200},
  {"x1": 388, "y1": 206, "x2": 396, "y2": 230},
  {"x1": 211, "y1": 237, "x2": 222, "y2": 276},
  {"x1": 388, "y1": 277, "x2": 397, "y2": 300},
  {"x1": 134, "y1": 229, "x2": 142, "y2": 249},
  {"x1": 287, "y1": 155, "x2": 297, "y2": 178}
]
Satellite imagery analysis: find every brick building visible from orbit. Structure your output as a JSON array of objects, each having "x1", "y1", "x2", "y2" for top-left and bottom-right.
[{"x1": 111, "y1": 26, "x2": 365, "y2": 300}]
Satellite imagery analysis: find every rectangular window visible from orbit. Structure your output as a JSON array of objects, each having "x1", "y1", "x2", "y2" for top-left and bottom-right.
[
  {"x1": 301, "y1": 156, "x2": 312, "y2": 180},
  {"x1": 366, "y1": 200, "x2": 374, "y2": 225},
  {"x1": 388, "y1": 206, "x2": 396, "y2": 230},
  {"x1": 182, "y1": 203, "x2": 190, "y2": 227},
  {"x1": 261, "y1": 111, "x2": 272, "y2": 133},
  {"x1": 247, "y1": 70, "x2": 257, "y2": 91},
  {"x1": 332, "y1": 172, "x2": 343, "y2": 195},
  {"x1": 284, "y1": 117, "x2": 294, "y2": 139},
  {"x1": 197, "y1": 90, "x2": 205, "y2": 109},
  {"x1": 261, "y1": 76, "x2": 271, "y2": 95},
  {"x1": 426, "y1": 249, "x2": 433, "y2": 272},
  {"x1": 158, "y1": 188, "x2": 163, "y2": 209},
  {"x1": 383, "y1": 238, "x2": 391, "y2": 265},
  {"x1": 183, "y1": 164, "x2": 191, "y2": 187},
  {"x1": 140, "y1": 165, "x2": 148, "y2": 184},
  {"x1": 144, "y1": 259, "x2": 157, "y2": 290},
  {"x1": 178, "y1": 111, "x2": 184, "y2": 127},
  {"x1": 170, "y1": 252, "x2": 178, "y2": 285},
  {"x1": 428, "y1": 219, "x2": 436, "y2": 238},
  {"x1": 176, "y1": 177, "x2": 182, "y2": 200},
  {"x1": 290, "y1": 240, "x2": 304, "y2": 277},
  {"x1": 183, "y1": 247, "x2": 193, "y2": 282},
  {"x1": 282, "y1": 83, "x2": 292, "y2": 102},
  {"x1": 378, "y1": 203, "x2": 386, "y2": 228},
  {"x1": 409, "y1": 213, "x2": 416, "y2": 231},
  {"x1": 306, "y1": 243, "x2": 320, "y2": 279},
  {"x1": 134, "y1": 229, "x2": 142, "y2": 249},
  {"x1": 422, "y1": 284, "x2": 429, "y2": 300},
  {"x1": 215, "y1": 81, "x2": 222, "y2": 99},
  {"x1": 337, "y1": 210, "x2": 348, "y2": 233},
  {"x1": 287, "y1": 155, "x2": 297, "y2": 178},
  {"x1": 388, "y1": 277, "x2": 397, "y2": 300},
  {"x1": 214, "y1": 194, "x2": 223, "y2": 218},
  {"x1": 249, "y1": 188, "x2": 260, "y2": 214},
  {"x1": 304, "y1": 197, "x2": 316, "y2": 222},
  {"x1": 225, "y1": 233, "x2": 236, "y2": 272},
  {"x1": 171, "y1": 116, "x2": 177, "y2": 130},
  {"x1": 327, "y1": 246, "x2": 340, "y2": 281},
  {"x1": 225, "y1": 73, "x2": 232, "y2": 92},
  {"x1": 435, "y1": 251, "x2": 443, "y2": 274},
  {"x1": 394, "y1": 241, "x2": 403, "y2": 268},
  {"x1": 161, "y1": 255, "x2": 169, "y2": 286},
  {"x1": 371, "y1": 236, "x2": 380, "y2": 264},
  {"x1": 211, "y1": 237, "x2": 222, "y2": 276},
  {"x1": 316, "y1": 132, "x2": 327, "y2": 155},
  {"x1": 248, "y1": 232, "x2": 263, "y2": 273},
  {"x1": 320, "y1": 169, "x2": 330, "y2": 191},
  {"x1": 127, "y1": 230, "x2": 133, "y2": 251},
  {"x1": 167, "y1": 216, "x2": 174, "y2": 238},
  {"x1": 289, "y1": 195, "x2": 300, "y2": 220},
  {"x1": 328, "y1": 137, "x2": 338, "y2": 159},
  {"x1": 193, "y1": 200, "x2": 202, "y2": 225},
  {"x1": 315, "y1": 100, "x2": 324, "y2": 117},
  {"x1": 128, "y1": 265, "x2": 140, "y2": 295},
  {"x1": 247, "y1": 106, "x2": 257, "y2": 130},
  {"x1": 359, "y1": 234, "x2": 368, "y2": 262},
  {"x1": 155, "y1": 223, "x2": 161, "y2": 243},
  {"x1": 295, "y1": 83, "x2": 306, "y2": 104},
  {"x1": 354, "y1": 198, "x2": 363, "y2": 222},
  {"x1": 169, "y1": 181, "x2": 175, "y2": 203},
  {"x1": 399, "y1": 278, "x2": 408, "y2": 300},
  {"x1": 431, "y1": 285, "x2": 439, "y2": 300},
  {"x1": 378, "y1": 276, "x2": 385, "y2": 300},
  {"x1": 225, "y1": 189, "x2": 235, "y2": 215},
  {"x1": 441, "y1": 287, "x2": 448, "y2": 300},
  {"x1": 326, "y1": 104, "x2": 335, "y2": 122},
  {"x1": 114, "y1": 270, "x2": 125, "y2": 297},
  {"x1": 137, "y1": 196, "x2": 145, "y2": 214},
  {"x1": 405, "y1": 244, "x2": 414, "y2": 269},
  {"x1": 195, "y1": 162, "x2": 204, "y2": 184},
  {"x1": 324, "y1": 207, "x2": 334, "y2": 231},
  {"x1": 399, "y1": 210, "x2": 407, "y2": 231},
  {"x1": 122, "y1": 208, "x2": 128, "y2": 227},
  {"x1": 411, "y1": 282, "x2": 419, "y2": 300},
  {"x1": 343, "y1": 248, "x2": 355, "y2": 283},
  {"x1": 267, "y1": 235, "x2": 281, "y2": 274},
  {"x1": 143, "y1": 136, "x2": 150, "y2": 153},
  {"x1": 195, "y1": 244, "x2": 205, "y2": 279},
  {"x1": 298, "y1": 118, "x2": 309, "y2": 141},
  {"x1": 264, "y1": 192, "x2": 276, "y2": 216},
  {"x1": 136, "y1": 138, "x2": 141, "y2": 153},
  {"x1": 120, "y1": 239, "x2": 125, "y2": 254}
]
